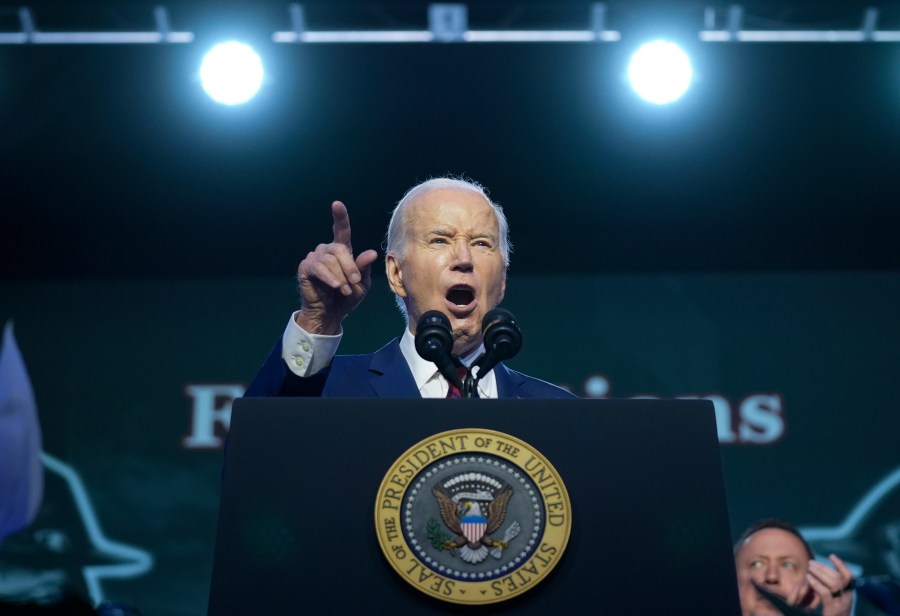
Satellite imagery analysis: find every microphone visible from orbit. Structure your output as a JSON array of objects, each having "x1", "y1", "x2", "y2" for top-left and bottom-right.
[
  {"x1": 474, "y1": 308, "x2": 523, "y2": 380},
  {"x1": 414, "y1": 311, "x2": 464, "y2": 392}
]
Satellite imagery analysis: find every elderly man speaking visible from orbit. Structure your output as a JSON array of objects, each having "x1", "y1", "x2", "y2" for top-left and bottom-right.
[{"x1": 246, "y1": 177, "x2": 574, "y2": 400}]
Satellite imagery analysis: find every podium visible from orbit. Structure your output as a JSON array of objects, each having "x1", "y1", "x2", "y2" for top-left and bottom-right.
[{"x1": 208, "y1": 398, "x2": 740, "y2": 615}]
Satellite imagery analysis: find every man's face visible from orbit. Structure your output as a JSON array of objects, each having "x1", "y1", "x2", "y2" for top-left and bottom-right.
[
  {"x1": 386, "y1": 188, "x2": 507, "y2": 356},
  {"x1": 736, "y1": 528, "x2": 812, "y2": 616}
]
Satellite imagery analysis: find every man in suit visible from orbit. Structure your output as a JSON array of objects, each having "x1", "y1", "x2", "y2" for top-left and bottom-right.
[
  {"x1": 246, "y1": 176, "x2": 574, "y2": 399},
  {"x1": 734, "y1": 519, "x2": 855, "y2": 616}
]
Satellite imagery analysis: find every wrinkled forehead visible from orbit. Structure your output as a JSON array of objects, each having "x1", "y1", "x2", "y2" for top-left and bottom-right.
[
  {"x1": 404, "y1": 188, "x2": 499, "y2": 231},
  {"x1": 737, "y1": 528, "x2": 810, "y2": 562}
]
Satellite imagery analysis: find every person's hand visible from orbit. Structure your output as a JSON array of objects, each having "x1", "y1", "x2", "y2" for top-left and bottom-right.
[
  {"x1": 806, "y1": 555, "x2": 854, "y2": 616},
  {"x1": 294, "y1": 201, "x2": 378, "y2": 334}
]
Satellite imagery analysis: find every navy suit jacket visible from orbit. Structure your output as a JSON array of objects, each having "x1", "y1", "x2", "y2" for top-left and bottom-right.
[{"x1": 245, "y1": 338, "x2": 576, "y2": 399}]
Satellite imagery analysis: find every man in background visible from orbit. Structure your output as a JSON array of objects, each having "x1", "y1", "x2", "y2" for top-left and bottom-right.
[{"x1": 735, "y1": 519, "x2": 855, "y2": 616}]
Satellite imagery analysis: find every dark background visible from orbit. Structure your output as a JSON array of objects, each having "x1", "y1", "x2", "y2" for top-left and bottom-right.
[
  {"x1": 2, "y1": 2, "x2": 900, "y2": 615},
  {"x1": 3, "y1": 0, "x2": 900, "y2": 279}
]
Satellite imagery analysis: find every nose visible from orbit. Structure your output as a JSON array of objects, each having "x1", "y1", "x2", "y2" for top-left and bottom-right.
[
  {"x1": 450, "y1": 240, "x2": 473, "y2": 271},
  {"x1": 764, "y1": 562, "x2": 780, "y2": 584}
]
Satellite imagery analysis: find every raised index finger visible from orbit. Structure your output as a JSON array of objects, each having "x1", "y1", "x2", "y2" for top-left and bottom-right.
[{"x1": 331, "y1": 200, "x2": 353, "y2": 248}]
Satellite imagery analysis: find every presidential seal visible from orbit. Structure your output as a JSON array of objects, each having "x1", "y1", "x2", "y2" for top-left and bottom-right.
[{"x1": 375, "y1": 429, "x2": 571, "y2": 605}]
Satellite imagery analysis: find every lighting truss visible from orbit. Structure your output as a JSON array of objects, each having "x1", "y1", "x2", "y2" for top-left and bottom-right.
[
  {"x1": 700, "y1": 5, "x2": 900, "y2": 43},
  {"x1": 272, "y1": 3, "x2": 619, "y2": 43},
  {"x1": 0, "y1": 4, "x2": 897, "y2": 46},
  {"x1": 0, "y1": 6, "x2": 193, "y2": 44}
]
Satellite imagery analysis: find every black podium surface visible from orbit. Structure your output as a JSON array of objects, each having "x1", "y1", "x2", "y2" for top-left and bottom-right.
[{"x1": 208, "y1": 398, "x2": 740, "y2": 615}]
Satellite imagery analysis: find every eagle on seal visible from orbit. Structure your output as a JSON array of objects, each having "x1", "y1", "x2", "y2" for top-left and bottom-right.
[{"x1": 432, "y1": 484, "x2": 514, "y2": 564}]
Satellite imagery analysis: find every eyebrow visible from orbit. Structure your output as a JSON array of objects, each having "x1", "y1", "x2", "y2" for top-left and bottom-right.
[
  {"x1": 471, "y1": 231, "x2": 498, "y2": 242},
  {"x1": 426, "y1": 228, "x2": 498, "y2": 242}
]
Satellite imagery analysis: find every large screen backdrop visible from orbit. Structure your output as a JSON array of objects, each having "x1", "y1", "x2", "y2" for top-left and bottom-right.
[{"x1": 1, "y1": 271, "x2": 898, "y2": 615}]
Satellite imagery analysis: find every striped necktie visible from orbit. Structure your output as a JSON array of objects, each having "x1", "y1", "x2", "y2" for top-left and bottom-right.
[{"x1": 446, "y1": 366, "x2": 468, "y2": 399}]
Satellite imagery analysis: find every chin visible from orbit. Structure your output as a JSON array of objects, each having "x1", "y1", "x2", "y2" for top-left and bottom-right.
[
  {"x1": 449, "y1": 314, "x2": 478, "y2": 333},
  {"x1": 451, "y1": 328, "x2": 479, "y2": 353}
]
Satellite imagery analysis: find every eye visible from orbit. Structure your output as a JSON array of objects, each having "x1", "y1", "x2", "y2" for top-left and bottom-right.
[
  {"x1": 430, "y1": 237, "x2": 448, "y2": 245},
  {"x1": 782, "y1": 561, "x2": 797, "y2": 570},
  {"x1": 750, "y1": 560, "x2": 764, "y2": 569},
  {"x1": 473, "y1": 239, "x2": 493, "y2": 249}
]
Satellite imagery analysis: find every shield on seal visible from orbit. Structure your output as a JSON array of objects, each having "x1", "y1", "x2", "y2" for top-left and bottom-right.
[{"x1": 460, "y1": 515, "x2": 487, "y2": 544}]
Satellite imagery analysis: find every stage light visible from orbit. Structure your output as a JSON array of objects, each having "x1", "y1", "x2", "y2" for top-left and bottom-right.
[
  {"x1": 627, "y1": 40, "x2": 693, "y2": 105},
  {"x1": 199, "y1": 41, "x2": 264, "y2": 105}
]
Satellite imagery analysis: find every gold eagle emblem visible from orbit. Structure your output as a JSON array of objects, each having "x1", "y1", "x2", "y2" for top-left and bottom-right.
[{"x1": 432, "y1": 484, "x2": 515, "y2": 564}]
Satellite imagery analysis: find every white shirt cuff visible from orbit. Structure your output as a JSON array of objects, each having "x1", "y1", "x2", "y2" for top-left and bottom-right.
[{"x1": 281, "y1": 311, "x2": 342, "y2": 377}]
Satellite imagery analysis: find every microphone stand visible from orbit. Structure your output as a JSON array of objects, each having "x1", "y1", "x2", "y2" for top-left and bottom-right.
[
  {"x1": 463, "y1": 368, "x2": 479, "y2": 398},
  {"x1": 452, "y1": 356, "x2": 479, "y2": 398},
  {"x1": 413, "y1": 308, "x2": 520, "y2": 400}
]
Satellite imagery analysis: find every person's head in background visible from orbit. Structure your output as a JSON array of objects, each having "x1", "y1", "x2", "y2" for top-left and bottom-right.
[{"x1": 734, "y1": 519, "x2": 815, "y2": 616}]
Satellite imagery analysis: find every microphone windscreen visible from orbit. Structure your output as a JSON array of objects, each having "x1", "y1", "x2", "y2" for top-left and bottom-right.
[
  {"x1": 414, "y1": 310, "x2": 453, "y2": 362},
  {"x1": 481, "y1": 308, "x2": 522, "y2": 361}
]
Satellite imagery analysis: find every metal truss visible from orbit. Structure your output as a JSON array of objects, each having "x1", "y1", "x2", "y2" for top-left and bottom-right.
[
  {"x1": 700, "y1": 5, "x2": 900, "y2": 43},
  {"x1": 0, "y1": 3, "x2": 897, "y2": 45},
  {"x1": 0, "y1": 6, "x2": 192, "y2": 44}
]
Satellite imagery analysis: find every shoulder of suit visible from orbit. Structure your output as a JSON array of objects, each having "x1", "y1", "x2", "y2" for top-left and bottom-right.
[{"x1": 506, "y1": 367, "x2": 579, "y2": 399}]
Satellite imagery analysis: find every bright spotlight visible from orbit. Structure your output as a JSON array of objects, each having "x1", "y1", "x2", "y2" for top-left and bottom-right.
[
  {"x1": 628, "y1": 40, "x2": 693, "y2": 105},
  {"x1": 199, "y1": 41, "x2": 264, "y2": 105}
]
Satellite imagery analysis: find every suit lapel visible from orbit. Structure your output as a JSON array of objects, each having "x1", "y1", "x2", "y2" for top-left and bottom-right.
[
  {"x1": 368, "y1": 339, "x2": 421, "y2": 398},
  {"x1": 494, "y1": 362, "x2": 526, "y2": 399}
]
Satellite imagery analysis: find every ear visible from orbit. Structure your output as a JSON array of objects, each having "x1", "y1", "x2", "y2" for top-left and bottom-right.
[
  {"x1": 498, "y1": 267, "x2": 507, "y2": 302},
  {"x1": 385, "y1": 253, "x2": 407, "y2": 298}
]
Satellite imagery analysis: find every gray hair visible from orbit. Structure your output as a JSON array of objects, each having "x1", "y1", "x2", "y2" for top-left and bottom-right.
[{"x1": 385, "y1": 176, "x2": 512, "y2": 320}]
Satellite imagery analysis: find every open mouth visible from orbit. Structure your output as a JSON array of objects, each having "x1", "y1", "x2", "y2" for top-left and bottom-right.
[{"x1": 445, "y1": 286, "x2": 475, "y2": 311}]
